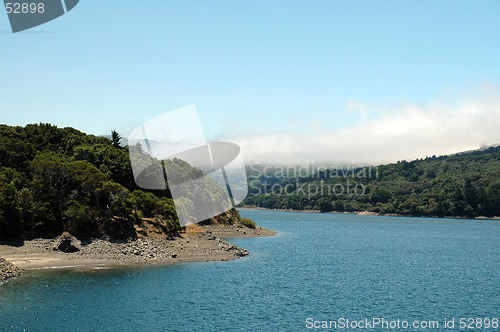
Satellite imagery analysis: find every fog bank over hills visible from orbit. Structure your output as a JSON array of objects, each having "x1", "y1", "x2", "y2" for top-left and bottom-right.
[{"x1": 219, "y1": 86, "x2": 500, "y2": 165}]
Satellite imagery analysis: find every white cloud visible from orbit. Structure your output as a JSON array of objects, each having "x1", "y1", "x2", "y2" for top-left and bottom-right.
[{"x1": 224, "y1": 84, "x2": 500, "y2": 165}]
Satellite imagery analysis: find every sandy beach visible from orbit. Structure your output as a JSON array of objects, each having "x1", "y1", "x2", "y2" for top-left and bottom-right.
[{"x1": 0, "y1": 223, "x2": 276, "y2": 279}]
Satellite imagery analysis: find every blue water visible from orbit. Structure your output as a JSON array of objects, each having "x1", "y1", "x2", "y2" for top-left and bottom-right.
[{"x1": 0, "y1": 210, "x2": 499, "y2": 331}]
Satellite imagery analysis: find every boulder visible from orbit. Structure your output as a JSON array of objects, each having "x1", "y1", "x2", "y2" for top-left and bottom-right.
[{"x1": 53, "y1": 234, "x2": 81, "y2": 253}]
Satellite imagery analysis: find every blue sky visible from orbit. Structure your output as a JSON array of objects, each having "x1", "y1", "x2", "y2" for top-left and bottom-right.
[{"x1": 2, "y1": 1, "x2": 500, "y2": 164}]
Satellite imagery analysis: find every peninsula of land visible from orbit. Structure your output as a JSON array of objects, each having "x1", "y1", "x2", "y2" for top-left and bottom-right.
[
  {"x1": 0, "y1": 124, "x2": 275, "y2": 284},
  {"x1": 0, "y1": 220, "x2": 275, "y2": 283}
]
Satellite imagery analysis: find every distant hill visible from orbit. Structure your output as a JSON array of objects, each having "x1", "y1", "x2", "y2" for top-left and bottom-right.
[
  {"x1": 242, "y1": 146, "x2": 500, "y2": 218},
  {"x1": 449, "y1": 144, "x2": 500, "y2": 158}
]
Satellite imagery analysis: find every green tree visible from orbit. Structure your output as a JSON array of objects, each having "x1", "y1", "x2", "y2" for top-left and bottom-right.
[
  {"x1": 0, "y1": 180, "x2": 22, "y2": 239},
  {"x1": 318, "y1": 197, "x2": 333, "y2": 213},
  {"x1": 371, "y1": 189, "x2": 392, "y2": 204},
  {"x1": 111, "y1": 130, "x2": 122, "y2": 148},
  {"x1": 132, "y1": 190, "x2": 159, "y2": 217}
]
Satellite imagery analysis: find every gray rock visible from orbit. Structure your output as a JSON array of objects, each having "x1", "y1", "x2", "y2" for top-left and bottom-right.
[
  {"x1": 53, "y1": 234, "x2": 81, "y2": 253},
  {"x1": 0, "y1": 258, "x2": 24, "y2": 283}
]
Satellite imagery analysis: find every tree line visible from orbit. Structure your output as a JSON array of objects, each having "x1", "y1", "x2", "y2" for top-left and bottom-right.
[
  {"x1": 0, "y1": 124, "x2": 237, "y2": 240},
  {"x1": 243, "y1": 147, "x2": 500, "y2": 218}
]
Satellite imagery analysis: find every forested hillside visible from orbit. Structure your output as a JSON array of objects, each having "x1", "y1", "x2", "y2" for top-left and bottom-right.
[
  {"x1": 243, "y1": 147, "x2": 500, "y2": 218},
  {"x1": 0, "y1": 123, "x2": 238, "y2": 240},
  {"x1": 2, "y1": 123, "x2": 498, "y2": 241}
]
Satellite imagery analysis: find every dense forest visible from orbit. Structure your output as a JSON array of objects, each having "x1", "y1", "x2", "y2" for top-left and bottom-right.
[
  {"x1": 2, "y1": 124, "x2": 498, "y2": 241},
  {"x1": 0, "y1": 123, "x2": 240, "y2": 240},
  {"x1": 243, "y1": 147, "x2": 500, "y2": 218}
]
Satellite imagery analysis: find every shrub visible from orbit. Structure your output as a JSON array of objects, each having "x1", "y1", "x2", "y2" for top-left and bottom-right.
[
  {"x1": 240, "y1": 217, "x2": 256, "y2": 229},
  {"x1": 132, "y1": 190, "x2": 158, "y2": 217},
  {"x1": 64, "y1": 201, "x2": 92, "y2": 235}
]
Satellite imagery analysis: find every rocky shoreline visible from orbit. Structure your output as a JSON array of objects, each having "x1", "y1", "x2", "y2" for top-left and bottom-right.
[
  {"x1": 0, "y1": 222, "x2": 276, "y2": 282},
  {"x1": 240, "y1": 206, "x2": 500, "y2": 220},
  {"x1": 0, "y1": 258, "x2": 24, "y2": 284}
]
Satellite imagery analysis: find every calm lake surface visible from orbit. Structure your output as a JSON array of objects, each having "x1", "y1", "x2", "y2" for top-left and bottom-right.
[{"x1": 0, "y1": 210, "x2": 499, "y2": 331}]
